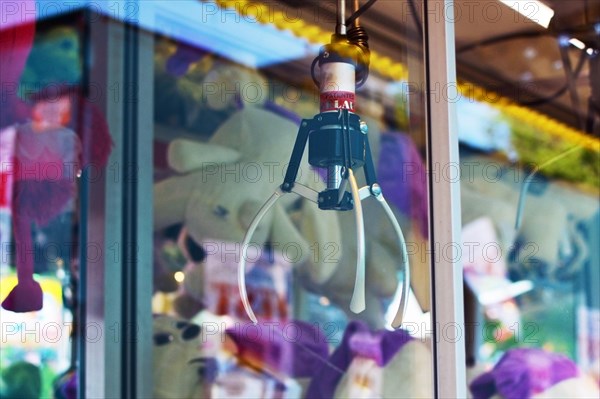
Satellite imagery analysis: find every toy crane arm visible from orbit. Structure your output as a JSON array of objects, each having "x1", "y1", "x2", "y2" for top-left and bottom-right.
[{"x1": 237, "y1": 0, "x2": 410, "y2": 328}]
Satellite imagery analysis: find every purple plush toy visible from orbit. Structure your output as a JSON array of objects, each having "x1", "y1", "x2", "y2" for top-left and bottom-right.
[
  {"x1": 306, "y1": 320, "x2": 433, "y2": 399},
  {"x1": 226, "y1": 320, "x2": 330, "y2": 381},
  {"x1": 378, "y1": 132, "x2": 428, "y2": 237},
  {"x1": 470, "y1": 348, "x2": 599, "y2": 399}
]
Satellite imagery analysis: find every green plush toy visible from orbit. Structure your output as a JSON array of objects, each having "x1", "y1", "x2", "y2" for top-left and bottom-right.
[
  {"x1": 19, "y1": 26, "x2": 81, "y2": 97},
  {"x1": 1, "y1": 361, "x2": 42, "y2": 399}
]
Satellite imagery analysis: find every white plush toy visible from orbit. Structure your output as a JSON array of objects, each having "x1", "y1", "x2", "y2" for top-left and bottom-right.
[
  {"x1": 152, "y1": 315, "x2": 219, "y2": 398},
  {"x1": 154, "y1": 63, "x2": 342, "y2": 304}
]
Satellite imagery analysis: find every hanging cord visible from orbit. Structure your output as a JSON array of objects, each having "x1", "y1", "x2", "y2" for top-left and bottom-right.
[
  {"x1": 521, "y1": 48, "x2": 588, "y2": 107},
  {"x1": 514, "y1": 144, "x2": 583, "y2": 230},
  {"x1": 347, "y1": 0, "x2": 372, "y2": 87},
  {"x1": 458, "y1": 28, "x2": 595, "y2": 108},
  {"x1": 312, "y1": 1, "x2": 373, "y2": 88},
  {"x1": 345, "y1": 0, "x2": 378, "y2": 26},
  {"x1": 559, "y1": 40, "x2": 586, "y2": 130},
  {"x1": 408, "y1": 0, "x2": 423, "y2": 38}
]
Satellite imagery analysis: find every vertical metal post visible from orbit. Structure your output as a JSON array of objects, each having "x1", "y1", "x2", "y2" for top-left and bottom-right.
[
  {"x1": 337, "y1": 0, "x2": 347, "y2": 35},
  {"x1": 101, "y1": 18, "x2": 125, "y2": 397},
  {"x1": 424, "y1": 0, "x2": 467, "y2": 397},
  {"x1": 84, "y1": 13, "x2": 120, "y2": 399},
  {"x1": 120, "y1": 10, "x2": 154, "y2": 399},
  {"x1": 84, "y1": 5, "x2": 153, "y2": 397}
]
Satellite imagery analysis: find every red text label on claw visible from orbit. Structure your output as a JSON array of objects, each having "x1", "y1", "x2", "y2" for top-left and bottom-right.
[{"x1": 320, "y1": 91, "x2": 355, "y2": 112}]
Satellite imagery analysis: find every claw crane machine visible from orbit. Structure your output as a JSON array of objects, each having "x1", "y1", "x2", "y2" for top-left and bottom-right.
[{"x1": 0, "y1": 1, "x2": 464, "y2": 398}]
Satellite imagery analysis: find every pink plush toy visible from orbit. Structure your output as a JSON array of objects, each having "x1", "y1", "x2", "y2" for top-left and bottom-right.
[
  {"x1": 3, "y1": 101, "x2": 80, "y2": 312},
  {"x1": 1, "y1": 8, "x2": 112, "y2": 311}
]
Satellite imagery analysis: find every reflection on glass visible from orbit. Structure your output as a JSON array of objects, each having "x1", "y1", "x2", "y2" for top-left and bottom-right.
[
  {"x1": 460, "y1": 115, "x2": 600, "y2": 396},
  {"x1": 0, "y1": 0, "x2": 112, "y2": 398},
  {"x1": 1, "y1": 8, "x2": 112, "y2": 399},
  {"x1": 151, "y1": 1, "x2": 433, "y2": 398}
]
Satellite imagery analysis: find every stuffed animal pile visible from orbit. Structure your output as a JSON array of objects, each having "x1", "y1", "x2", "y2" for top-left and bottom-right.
[
  {"x1": 153, "y1": 63, "x2": 341, "y2": 287},
  {"x1": 152, "y1": 314, "x2": 330, "y2": 398},
  {"x1": 154, "y1": 59, "x2": 433, "y2": 327}
]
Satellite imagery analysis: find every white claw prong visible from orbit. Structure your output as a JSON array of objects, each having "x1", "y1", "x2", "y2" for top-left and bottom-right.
[
  {"x1": 238, "y1": 190, "x2": 284, "y2": 324},
  {"x1": 377, "y1": 194, "x2": 410, "y2": 330},
  {"x1": 348, "y1": 169, "x2": 366, "y2": 314}
]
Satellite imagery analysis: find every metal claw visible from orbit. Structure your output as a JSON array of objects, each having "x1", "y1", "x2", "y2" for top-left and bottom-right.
[
  {"x1": 238, "y1": 184, "x2": 320, "y2": 324},
  {"x1": 237, "y1": 178, "x2": 408, "y2": 329},
  {"x1": 357, "y1": 184, "x2": 411, "y2": 329},
  {"x1": 348, "y1": 169, "x2": 366, "y2": 314}
]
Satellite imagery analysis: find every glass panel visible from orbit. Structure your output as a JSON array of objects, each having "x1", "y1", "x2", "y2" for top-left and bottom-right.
[
  {"x1": 150, "y1": 0, "x2": 435, "y2": 398},
  {"x1": 1, "y1": 8, "x2": 113, "y2": 399},
  {"x1": 457, "y1": 20, "x2": 600, "y2": 399}
]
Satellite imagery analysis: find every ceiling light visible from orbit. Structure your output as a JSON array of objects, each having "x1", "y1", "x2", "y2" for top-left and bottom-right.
[
  {"x1": 569, "y1": 38, "x2": 586, "y2": 50},
  {"x1": 499, "y1": 0, "x2": 554, "y2": 29}
]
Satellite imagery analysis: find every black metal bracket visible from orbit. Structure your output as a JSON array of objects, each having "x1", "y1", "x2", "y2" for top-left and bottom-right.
[
  {"x1": 281, "y1": 119, "x2": 312, "y2": 193},
  {"x1": 280, "y1": 109, "x2": 380, "y2": 209}
]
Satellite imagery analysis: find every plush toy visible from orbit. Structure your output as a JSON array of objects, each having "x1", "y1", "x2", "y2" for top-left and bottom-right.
[
  {"x1": 0, "y1": 10, "x2": 70, "y2": 312},
  {"x1": 169, "y1": 225, "x2": 209, "y2": 318},
  {"x1": 1, "y1": 10, "x2": 112, "y2": 312},
  {"x1": 19, "y1": 26, "x2": 82, "y2": 95},
  {"x1": 152, "y1": 314, "x2": 220, "y2": 399},
  {"x1": 152, "y1": 313, "x2": 330, "y2": 398},
  {"x1": 469, "y1": 348, "x2": 600, "y2": 399},
  {"x1": 0, "y1": 361, "x2": 42, "y2": 399},
  {"x1": 224, "y1": 320, "x2": 329, "y2": 397},
  {"x1": 306, "y1": 320, "x2": 433, "y2": 398},
  {"x1": 2, "y1": 85, "x2": 113, "y2": 313},
  {"x1": 153, "y1": 224, "x2": 193, "y2": 295},
  {"x1": 2, "y1": 91, "x2": 81, "y2": 312},
  {"x1": 170, "y1": 224, "x2": 293, "y2": 322}
]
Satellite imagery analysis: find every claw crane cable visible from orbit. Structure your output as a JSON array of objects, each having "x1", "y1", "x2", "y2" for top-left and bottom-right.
[{"x1": 238, "y1": 0, "x2": 411, "y2": 330}]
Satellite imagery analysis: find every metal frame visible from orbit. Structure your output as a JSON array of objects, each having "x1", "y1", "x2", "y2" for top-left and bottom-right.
[
  {"x1": 424, "y1": 0, "x2": 467, "y2": 397},
  {"x1": 83, "y1": 7, "x2": 153, "y2": 398},
  {"x1": 82, "y1": 13, "x2": 118, "y2": 399},
  {"x1": 78, "y1": 0, "x2": 466, "y2": 397}
]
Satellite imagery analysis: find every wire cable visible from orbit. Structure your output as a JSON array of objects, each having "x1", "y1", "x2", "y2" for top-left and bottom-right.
[
  {"x1": 521, "y1": 49, "x2": 588, "y2": 107},
  {"x1": 346, "y1": 0, "x2": 378, "y2": 26},
  {"x1": 408, "y1": 0, "x2": 423, "y2": 38},
  {"x1": 457, "y1": 30, "x2": 547, "y2": 54},
  {"x1": 515, "y1": 145, "x2": 583, "y2": 230},
  {"x1": 459, "y1": 29, "x2": 592, "y2": 109}
]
